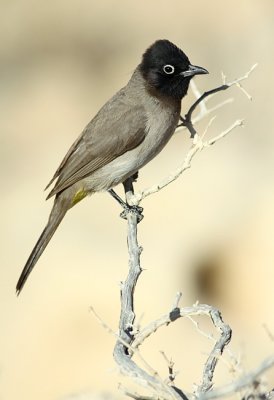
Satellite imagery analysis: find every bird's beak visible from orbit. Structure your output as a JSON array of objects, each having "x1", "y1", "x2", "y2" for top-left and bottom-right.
[{"x1": 181, "y1": 64, "x2": 209, "y2": 78}]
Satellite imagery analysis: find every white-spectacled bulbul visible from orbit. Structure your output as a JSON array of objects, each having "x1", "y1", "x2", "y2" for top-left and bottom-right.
[{"x1": 16, "y1": 39, "x2": 208, "y2": 294}]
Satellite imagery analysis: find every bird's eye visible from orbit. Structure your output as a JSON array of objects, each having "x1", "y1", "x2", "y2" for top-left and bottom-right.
[{"x1": 163, "y1": 64, "x2": 175, "y2": 74}]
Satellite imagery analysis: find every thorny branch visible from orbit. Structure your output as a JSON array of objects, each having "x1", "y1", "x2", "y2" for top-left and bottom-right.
[
  {"x1": 127, "y1": 64, "x2": 257, "y2": 206},
  {"x1": 199, "y1": 355, "x2": 274, "y2": 400},
  {"x1": 130, "y1": 299, "x2": 232, "y2": 397},
  {"x1": 109, "y1": 64, "x2": 274, "y2": 400},
  {"x1": 113, "y1": 179, "x2": 183, "y2": 400},
  {"x1": 180, "y1": 63, "x2": 257, "y2": 138}
]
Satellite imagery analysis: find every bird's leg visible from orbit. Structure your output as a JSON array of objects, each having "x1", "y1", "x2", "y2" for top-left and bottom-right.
[
  {"x1": 108, "y1": 174, "x2": 143, "y2": 223},
  {"x1": 130, "y1": 171, "x2": 139, "y2": 182},
  {"x1": 108, "y1": 189, "x2": 128, "y2": 209},
  {"x1": 108, "y1": 186, "x2": 144, "y2": 222},
  {"x1": 121, "y1": 174, "x2": 144, "y2": 223}
]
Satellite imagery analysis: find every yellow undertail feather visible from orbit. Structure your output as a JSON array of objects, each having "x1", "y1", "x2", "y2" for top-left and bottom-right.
[{"x1": 72, "y1": 189, "x2": 88, "y2": 205}]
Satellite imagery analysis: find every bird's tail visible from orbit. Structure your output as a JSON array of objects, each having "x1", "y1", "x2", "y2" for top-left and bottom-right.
[{"x1": 16, "y1": 196, "x2": 69, "y2": 295}]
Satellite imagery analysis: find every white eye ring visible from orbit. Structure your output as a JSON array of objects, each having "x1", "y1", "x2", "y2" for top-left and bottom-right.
[{"x1": 163, "y1": 64, "x2": 175, "y2": 74}]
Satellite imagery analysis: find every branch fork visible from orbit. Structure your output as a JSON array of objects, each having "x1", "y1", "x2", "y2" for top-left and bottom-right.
[{"x1": 93, "y1": 64, "x2": 274, "y2": 400}]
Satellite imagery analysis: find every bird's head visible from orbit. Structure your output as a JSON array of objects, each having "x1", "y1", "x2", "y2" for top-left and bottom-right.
[{"x1": 140, "y1": 39, "x2": 208, "y2": 99}]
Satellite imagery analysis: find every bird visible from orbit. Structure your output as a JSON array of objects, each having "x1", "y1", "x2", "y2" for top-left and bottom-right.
[{"x1": 16, "y1": 39, "x2": 208, "y2": 294}]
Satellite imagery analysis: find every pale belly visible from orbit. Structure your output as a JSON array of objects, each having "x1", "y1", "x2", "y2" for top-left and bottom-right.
[{"x1": 83, "y1": 106, "x2": 180, "y2": 192}]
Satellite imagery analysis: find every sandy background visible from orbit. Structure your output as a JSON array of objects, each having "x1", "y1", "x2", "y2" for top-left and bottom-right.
[{"x1": 1, "y1": 1, "x2": 274, "y2": 399}]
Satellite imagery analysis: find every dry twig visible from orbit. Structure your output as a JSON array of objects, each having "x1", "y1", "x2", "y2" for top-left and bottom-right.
[
  {"x1": 127, "y1": 64, "x2": 257, "y2": 206},
  {"x1": 108, "y1": 65, "x2": 273, "y2": 400}
]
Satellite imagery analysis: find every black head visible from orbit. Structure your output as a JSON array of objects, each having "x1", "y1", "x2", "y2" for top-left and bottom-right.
[{"x1": 140, "y1": 39, "x2": 208, "y2": 100}]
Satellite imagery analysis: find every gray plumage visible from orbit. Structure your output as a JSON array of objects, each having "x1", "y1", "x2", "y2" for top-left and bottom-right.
[{"x1": 16, "y1": 39, "x2": 208, "y2": 294}]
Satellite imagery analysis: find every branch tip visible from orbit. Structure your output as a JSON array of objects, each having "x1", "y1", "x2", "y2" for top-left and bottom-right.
[{"x1": 113, "y1": 64, "x2": 258, "y2": 400}]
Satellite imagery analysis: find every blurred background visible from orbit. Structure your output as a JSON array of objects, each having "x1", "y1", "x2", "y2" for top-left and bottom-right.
[{"x1": 1, "y1": 0, "x2": 274, "y2": 399}]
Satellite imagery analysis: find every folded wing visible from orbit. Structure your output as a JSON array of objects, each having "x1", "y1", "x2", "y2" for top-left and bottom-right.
[{"x1": 46, "y1": 89, "x2": 147, "y2": 198}]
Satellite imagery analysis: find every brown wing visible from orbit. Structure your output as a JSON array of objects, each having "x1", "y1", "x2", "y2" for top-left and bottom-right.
[{"x1": 46, "y1": 89, "x2": 147, "y2": 198}]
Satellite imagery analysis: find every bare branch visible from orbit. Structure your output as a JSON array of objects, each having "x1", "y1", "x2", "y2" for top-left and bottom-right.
[
  {"x1": 128, "y1": 65, "x2": 256, "y2": 206},
  {"x1": 190, "y1": 80, "x2": 208, "y2": 115},
  {"x1": 181, "y1": 63, "x2": 257, "y2": 133},
  {"x1": 111, "y1": 65, "x2": 262, "y2": 400},
  {"x1": 198, "y1": 356, "x2": 274, "y2": 400},
  {"x1": 90, "y1": 306, "x2": 157, "y2": 377},
  {"x1": 171, "y1": 291, "x2": 183, "y2": 309},
  {"x1": 262, "y1": 323, "x2": 274, "y2": 342},
  {"x1": 131, "y1": 303, "x2": 231, "y2": 396},
  {"x1": 201, "y1": 116, "x2": 217, "y2": 139},
  {"x1": 160, "y1": 351, "x2": 177, "y2": 384},
  {"x1": 206, "y1": 119, "x2": 244, "y2": 146},
  {"x1": 176, "y1": 98, "x2": 234, "y2": 134},
  {"x1": 132, "y1": 119, "x2": 243, "y2": 204},
  {"x1": 113, "y1": 181, "x2": 184, "y2": 400}
]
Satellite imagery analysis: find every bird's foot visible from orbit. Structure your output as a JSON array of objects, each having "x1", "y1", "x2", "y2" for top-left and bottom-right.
[
  {"x1": 108, "y1": 189, "x2": 144, "y2": 223},
  {"x1": 120, "y1": 204, "x2": 144, "y2": 223}
]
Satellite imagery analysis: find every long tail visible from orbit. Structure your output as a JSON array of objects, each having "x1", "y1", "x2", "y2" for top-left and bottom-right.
[{"x1": 16, "y1": 196, "x2": 69, "y2": 295}]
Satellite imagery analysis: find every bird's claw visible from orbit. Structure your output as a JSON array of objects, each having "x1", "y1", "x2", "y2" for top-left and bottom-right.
[{"x1": 120, "y1": 204, "x2": 144, "y2": 223}]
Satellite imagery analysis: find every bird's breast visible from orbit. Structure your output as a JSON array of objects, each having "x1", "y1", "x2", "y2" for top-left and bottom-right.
[
  {"x1": 83, "y1": 99, "x2": 180, "y2": 191},
  {"x1": 141, "y1": 100, "x2": 180, "y2": 162}
]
